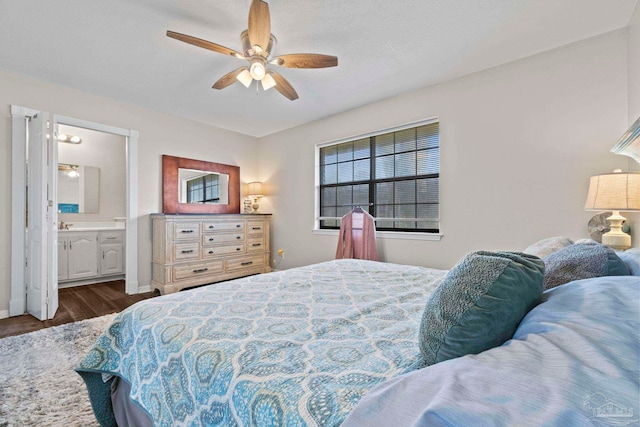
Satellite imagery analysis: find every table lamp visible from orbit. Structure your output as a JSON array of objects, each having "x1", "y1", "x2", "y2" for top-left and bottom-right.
[
  {"x1": 584, "y1": 170, "x2": 640, "y2": 250},
  {"x1": 247, "y1": 182, "x2": 264, "y2": 213}
]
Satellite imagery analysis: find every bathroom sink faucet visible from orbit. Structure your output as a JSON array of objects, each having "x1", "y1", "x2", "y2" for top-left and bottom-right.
[{"x1": 59, "y1": 221, "x2": 69, "y2": 230}]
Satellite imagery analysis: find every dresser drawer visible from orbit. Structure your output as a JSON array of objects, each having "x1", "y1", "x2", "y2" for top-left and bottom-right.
[
  {"x1": 174, "y1": 222, "x2": 200, "y2": 239},
  {"x1": 203, "y1": 245, "x2": 244, "y2": 257},
  {"x1": 226, "y1": 255, "x2": 265, "y2": 272},
  {"x1": 174, "y1": 242, "x2": 200, "y2": 261},
  {"x1": 247, "y1": 222, "x2": 266, "y2": 235},
  {"x1": 247, "y1": 238, "x2": 265, "y2": 252},
  {"x1": 202, "y1": 221, "x2": 244, "y2": 232},
  {"x1": 202, "y1": 233, "x2": 244, "y2": 245},
  {"x1": 173, "y1": 261, "x2": 223, "y2": 281}
]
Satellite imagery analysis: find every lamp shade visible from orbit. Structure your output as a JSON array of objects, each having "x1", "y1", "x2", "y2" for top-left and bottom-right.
[
  {"x1": 584, "y1": 172, "x2": 640, "y2": 211},
  {"x1": 247, "y1": 181, "x2": 264, "y2": 197}
]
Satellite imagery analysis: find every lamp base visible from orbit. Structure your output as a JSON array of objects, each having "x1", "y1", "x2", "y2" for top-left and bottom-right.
[
  {"x1": 601, "y1": 211, "x2": 631, "y2": 250},
  {"x1": 251, "y1": 199, "x2": 260, "y2": 213}
]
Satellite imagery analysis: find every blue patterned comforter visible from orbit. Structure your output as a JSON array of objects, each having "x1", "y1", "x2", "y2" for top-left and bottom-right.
[{"x1": 77, "y1": 259, "x2": 446, "y2": 426}]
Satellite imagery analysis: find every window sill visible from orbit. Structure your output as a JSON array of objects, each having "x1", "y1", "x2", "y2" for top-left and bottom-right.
[{"x1": 312, "y1": 229, "x2": 443, "y2": 241}]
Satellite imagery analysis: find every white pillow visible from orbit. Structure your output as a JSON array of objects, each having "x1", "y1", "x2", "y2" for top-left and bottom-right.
[{"x1": 523, "y1": 236, "x2": 573, "y2": 259}]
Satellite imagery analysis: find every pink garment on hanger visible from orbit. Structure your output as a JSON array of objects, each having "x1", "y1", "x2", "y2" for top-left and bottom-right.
[{"x1": 335, "y1": 210, "x2": 378, "y2": 261}]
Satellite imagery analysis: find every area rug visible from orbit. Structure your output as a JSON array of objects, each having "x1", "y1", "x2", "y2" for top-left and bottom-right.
[{"x1": 0, "y1": 314, "x2": 116, "y2": 427}]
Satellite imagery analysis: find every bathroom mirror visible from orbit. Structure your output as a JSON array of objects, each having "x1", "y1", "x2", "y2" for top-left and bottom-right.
[
  {"x1": 162, "y1": 155, "x2": 240, "y2": 214},
  {"x1": 57, "y1": 164, "x2": 100, "y2": 213}
]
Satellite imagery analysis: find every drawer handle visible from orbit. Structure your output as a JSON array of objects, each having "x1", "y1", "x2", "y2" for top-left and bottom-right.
[
  {"x1": 193, "y1": 268, "x2": 209, "y2": 273},
  {"x1": 252, "y1": 227, "x2": 261, "y2": 230},
  {"x1": 181, "y1": 230, "x2": 194, "y2": 233},
  {"x1": 181, "y1": 250, "x2": 194, "y2": 254},
  {"x1": 209, "y1": 238, "x2": 215, "y2": 242},
  {"x1": 236, "y1": 248, "x2": 241, "y2": 251},
  {"x1": 252, "y1": 243, "x2": 261, "y2": 247},
  {"x1": 106, "y1": 237, "x2": 118, "y2": 240},
  {"x1": 241, "y1": 261, "x2": 253, "y2": 266},
  {"x1": 208, "y1": 225, "x2": 215, "y2": 229},
  {"x1": 236, "y1": 224, "x2": 241, "y2": 228},
  {"x1": 236, "y1": 236, "x2": 241, "y2": 240},
  {"x1": 208, "y1": 250, "x2": 214, "y2": 254}
]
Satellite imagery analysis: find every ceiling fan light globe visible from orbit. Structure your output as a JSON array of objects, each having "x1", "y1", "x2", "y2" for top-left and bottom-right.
[
  {"x1": 250, "y1": 61, "x2": 266, "y2": 80},
  {"x1": 236, "y1": 69, "x2": 253, "y2": 88},
  {"x1": 261, "y1": 73, "x2": 276, "y2": 91}
]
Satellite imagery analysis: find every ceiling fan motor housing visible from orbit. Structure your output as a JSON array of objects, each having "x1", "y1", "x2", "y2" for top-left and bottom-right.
[{"x1": 240, "y1": 29, "x2": 276, "y2": 58}]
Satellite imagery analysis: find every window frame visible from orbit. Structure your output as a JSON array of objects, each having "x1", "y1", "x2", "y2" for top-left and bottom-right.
[
  {"x1": 185, "y1": 174, "x2": 221, "y2": 204},
  {"x1": 314, "y1": 118, "x2": 441, "y2": 237}
]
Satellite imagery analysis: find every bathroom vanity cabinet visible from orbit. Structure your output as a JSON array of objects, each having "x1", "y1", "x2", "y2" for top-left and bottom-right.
[{"x1": 58, "y1": 229, "x2": 125, "y2": 286}]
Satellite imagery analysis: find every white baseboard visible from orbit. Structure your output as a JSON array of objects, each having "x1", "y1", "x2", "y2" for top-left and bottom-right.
[
  {"x1": 137, "y1": 284, "x2": 151, "y2": 293},
  {"x1": 0, "y1": 310, "x2": 9, "y2": 320}
]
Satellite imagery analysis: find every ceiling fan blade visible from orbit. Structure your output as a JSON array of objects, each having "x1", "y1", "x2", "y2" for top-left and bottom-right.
[
  {"x1": 212, "y1": 67, "x2": 249, "y2": 90},
  {"x1": 167, "y1": 31, "x2": 243, "y2": 58},
  {"x1": 248, "y1": 0, "x2": 271, "y2": 53},
  {"x1": 270, "y1": 71, "x2": 299, "y2": 101},
  {"x1": 270, "y1": 53, "x2": 338, "y2": 69}
]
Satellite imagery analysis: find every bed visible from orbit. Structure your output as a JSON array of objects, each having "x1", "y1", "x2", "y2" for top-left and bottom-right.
[
  {"x1": 342, "y1": 275, "x2": 640, "y2": 426},
  {"x1": 77, "y1": 245, "x2": 639, "y2": 427},
  {"x1": 77, "y1": 259, "x2": 447, "y2": 426}
]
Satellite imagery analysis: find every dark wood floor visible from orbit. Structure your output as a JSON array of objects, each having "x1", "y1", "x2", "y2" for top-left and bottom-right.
[{"x1": 0, "y1": 280, "x2": 155, "y2": 339}]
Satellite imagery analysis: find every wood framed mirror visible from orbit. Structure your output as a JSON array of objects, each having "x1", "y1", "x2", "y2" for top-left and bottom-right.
[{"x1": 162, "y1": 155, "x2": 240, "y2": 214}]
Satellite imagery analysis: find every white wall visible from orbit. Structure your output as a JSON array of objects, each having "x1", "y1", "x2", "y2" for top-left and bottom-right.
[
  {"x1": 258, "y1": 29, "x2": 631, "y2": 270},
  {"x1": 630, "y1": 4, "x2": 640, "y2": 124},
  {"x1": 0, "y1": 70, "x2": 260, "y2": 314},
  {"x1": 57, "y1": 125, "x2": 126, "y2": 221},
  {"x1": 628, "y1": 3, "x2": 640, "y2": 245}
]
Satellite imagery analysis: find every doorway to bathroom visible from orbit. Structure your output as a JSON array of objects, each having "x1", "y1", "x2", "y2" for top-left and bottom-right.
[{"x1": 10, "y1": 106, "x2": 139, "y2": 321}]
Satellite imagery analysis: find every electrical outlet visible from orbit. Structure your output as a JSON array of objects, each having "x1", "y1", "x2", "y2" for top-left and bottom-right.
[{"x1": 278, "y1": 249, "x2": 284, "y2": 259}]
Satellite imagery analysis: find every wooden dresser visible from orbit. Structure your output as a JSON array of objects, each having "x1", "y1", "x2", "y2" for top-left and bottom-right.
[{"x1": 151, "y1": 214, "x2": 272, "y2": 294}]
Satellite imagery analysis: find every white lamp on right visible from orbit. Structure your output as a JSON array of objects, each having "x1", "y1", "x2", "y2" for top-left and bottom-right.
[{"x1": 584, "y1": 170, "x2": 640, "y2": 250}]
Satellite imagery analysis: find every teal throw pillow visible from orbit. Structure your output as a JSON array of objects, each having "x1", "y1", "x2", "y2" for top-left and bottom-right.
[
  {"x1": 419, "y1": 251, "x2": 544, "y2": 366},
  {"x1": 543, "y1": 242, "x2": 630, "y2": 290}
]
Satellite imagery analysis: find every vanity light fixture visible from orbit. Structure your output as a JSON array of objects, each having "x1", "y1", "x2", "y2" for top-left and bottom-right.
[
  {"x1": 58, "y1": 164, "x2": 80, "y2": 178},
  {"x1": 58, "y1": 133, "x2": 82, "y2": 144}
]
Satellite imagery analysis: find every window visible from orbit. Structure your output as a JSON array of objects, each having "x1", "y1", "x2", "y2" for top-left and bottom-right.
[
  {"x1": 318, "y1": 120, "x2": 439, "y2": 233},
  {"x1": 186, "y1": 174, "x2": 220, "y2": 204}
]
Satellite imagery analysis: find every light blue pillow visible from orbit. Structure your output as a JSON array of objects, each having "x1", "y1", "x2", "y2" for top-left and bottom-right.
[
  {"x1": 419, "y1": 251, "x2": 544, "y2": 366},
  {"x1": 543, "y1": 242, "x2": 630, "y2": 290},
  {"x1": 617, "y1": 248, "x2": 640, "y2": 276}
]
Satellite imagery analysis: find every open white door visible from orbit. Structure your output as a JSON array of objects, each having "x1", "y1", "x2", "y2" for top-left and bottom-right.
[
  {"x1": 47, "y1": 118, "x2": 59, "y2": 318},
  {"x1": 26, "y1": 113, "x2": 48, "y2": 320}
]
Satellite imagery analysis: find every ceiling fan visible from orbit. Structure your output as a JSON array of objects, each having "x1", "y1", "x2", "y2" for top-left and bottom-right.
[{"x1": 167, "y1": 0, "x2": 338, "y2": 101}]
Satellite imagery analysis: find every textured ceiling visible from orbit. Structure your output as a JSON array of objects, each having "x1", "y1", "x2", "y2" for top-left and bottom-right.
[{"x1": 0, "y1": 0, "x2": 637, "y2": 137}]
